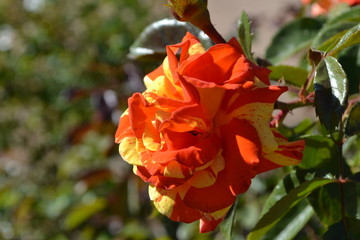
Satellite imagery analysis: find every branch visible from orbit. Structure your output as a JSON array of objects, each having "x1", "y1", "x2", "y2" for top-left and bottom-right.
[{"x1": 271, "y1": 93, "x2": 314, "y2": 127}]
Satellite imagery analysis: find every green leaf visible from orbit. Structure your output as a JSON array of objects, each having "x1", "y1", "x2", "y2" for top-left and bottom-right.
[
  {"x1": 128, "y1": 18, "x2": 211, "y2": 61},
  {"x1": 343, "y1": 182, "x2": 359, "y2": 219},
  {"x1": 262, "y1": 200, "x2": 314, "y2": 240},
  {"x1": 327, "y1": 6, "x2": 360, "y2": 25},
  {"x1": 278, "y1": 119, "x2": 315, "y2": 141},
  {"x1": 312, "y1": 21, "x2": 356, "y2": 50},
  {"x1": 300, "y1": 135, "x2": 339, "y2": 174},
  {"x1": 221, "y1": 197, "x2": 239, "y2": 240},
  {"x1": 309, "y1": 179, "x2": 358, "y2": 228},
  {"x1": 63, "y1": 197, "x2": 106, "y2": 230},
  {"x1": 268, "y1": 65, "x2": 308, "y2": 87},
  {"x1": 343, "y1": 135, "x2": 360, "y2": 169},
  {"x1": 307, "y1": 183, "x2": 342, "y2": 227},
  {"x1": 237, "y1": 11, "x2": 253, "y2": 61},
  {"x1": 266, "y1": 18, "x2": 324, "y2": 64},
  {"x1": 339, "y1": 44, "x2": 360, "y2": 95},
  {"x1": 327, "y1": 24, "x2": 360, "y2": 55},
  {"x1": 316, "y1": 6, "x2": 360, "y2": 53},
  {"x1": 247, "y1": 178, "x2": 336, "y2": 240},
  {"x1": 317, "y1": 29, "x2": 350, "y2": 52},
  {"x1": 345, "y1": 103, "x2": 360, "y2": 137},
  {"x1": 314, "y1": 56, "x2": 348, "y2": 132},
  {"x1": 260, "y1": 170, "x2": 304, "y2": 218},
  {"x1": 323, "y1": 217, "x2": 360, "y2": 240}
]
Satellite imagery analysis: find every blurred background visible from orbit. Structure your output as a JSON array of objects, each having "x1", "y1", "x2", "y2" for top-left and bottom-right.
[{"x1": 0, "y1": 0, "x2": 302, "y2": 239}]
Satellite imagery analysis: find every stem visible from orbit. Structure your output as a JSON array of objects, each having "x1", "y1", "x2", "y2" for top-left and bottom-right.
[
  {"x1": 202, "y1": 23, "x2": 226, "y2": 44},
  {"x1": 299, "y1": 66, "x2": 316, "y2": 100},
  {"x1": 271, "y1": 94, "x2": 314, "y2": 127},
  {"x1": 336, "y1": 119, "x2": 350, "y2": 238}
]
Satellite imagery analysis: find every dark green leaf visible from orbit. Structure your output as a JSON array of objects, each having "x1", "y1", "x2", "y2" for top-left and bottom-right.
[
  {"x1": 328, "y1": 24, "x2": 360, "y2": 55},
  {"x1": 308, "y1": 178, "x2": 358, "y2": 226},
  {"x1": 237, "y1": 11, "x2": 253, "y2": 61},
  {"x1": 343, "y1": 182, "x2": 359, "y2": 219},
  {"x1": 349, "y1": 172, "x2": 360, "y2": 182},
  {"x1": 323, "y1": 217, "x2": 360, "y2": 240},
  {"x1": 268, "y1": 65, "x2": 308, "y2": 87},
  {"x1": 317, "y1": 30, "x2": 349, "y2": 52},
  {"x1": 345, "y1": 103, "x2": 360, "y2": 137},
  {"x1": 266, "y1": 18, "x2": 324, "y2": 64},
  {"x1": 317, "y1": 6, "x2": 360, "y2": 53},
  {"x1": 262, "y1": 200, "x2": 314, "y2": 240},
  {"x1": 260, "y1": 174, "x2": 294, "y2": 218},
  {"x1": 312, "y1": 21, "x2": 356, "y2": 50},
  {"x1": 300, "y1": 135, "x2": 339, "y2": 174},
  {"x1": 314, "y1": 56, "x2": 348, "y2": 132},
  {"x1": 221, "y1": 197, "x2": 238, "y2": 240},
  {"x1": 343, "y1": 135, "x2": 360, "y2": 170},
  {"x1": 247, "y1": 178, "x2": 336, "y2": 240},
  {"x1": 260, "y1": 170, "x2": 313, "y2": 218},
  {"x1": 339, "y1": 44, "x2": 360, "y2": 95},
  {"x1": 278, "y1": 119, "x2": 315, "y2": 141},
  {"x1": 128, "y1": 18, "x2": 211, "y2": 61},
  {"x1": 307, "y1": 183, "x2": 342, "y2": 227}
]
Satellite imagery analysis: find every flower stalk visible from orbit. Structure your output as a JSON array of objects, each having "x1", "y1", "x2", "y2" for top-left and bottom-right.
[{"x1": 167, "y1": 0, "x2": 226, "y2": 44}]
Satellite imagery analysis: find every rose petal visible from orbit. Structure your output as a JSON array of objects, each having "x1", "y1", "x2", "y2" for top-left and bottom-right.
[
  {"x1": 199, "y1": 205, "x2": 232, "y2": 233},
  {"x1": 221, "y1": 118, "x2": 257, "y2": 195},
  {"x1": 128, "y1": 93, "x2": 156, "y2": 138},
  {"x1": 183, "y1": 170, "x2": 236, "y2": 213},
  {"x1": 200, "y1": 218, "x2": 223, "y2": 233},
  {"x1": 226, "y1": 86, "x2": 287, "y2": 113},
  {"x1": 115, "y1": 110, "x2": 133, "y2": 143},
  {"x1": 149, "y1": 185, "x2": 202, "y2": 223},
  {"x1": 187, "y1": 151, "x2": 225, "y2": 188},
  {"x1": 160, "y1": 104, "x2": 212, "y2": 133},
  {"x1": 118, "y1": 137, "x2": 142, "y2": 166},
  {"x1": 153, "y1": 133, "x2": 221, "y2": 167}
]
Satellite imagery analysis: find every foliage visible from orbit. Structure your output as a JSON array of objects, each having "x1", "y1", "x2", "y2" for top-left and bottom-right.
[{"x1": 0, "y1": 0, "x2": 359, "y2": 239}]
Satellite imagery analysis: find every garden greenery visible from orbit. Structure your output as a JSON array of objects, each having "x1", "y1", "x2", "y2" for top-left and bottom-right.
[{"x1": 0, "y1": 0, "x2": 359, "y2": 239}]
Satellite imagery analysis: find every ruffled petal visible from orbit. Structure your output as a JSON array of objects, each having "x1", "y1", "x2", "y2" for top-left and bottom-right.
[
  {"x1": 178, "y1": 43, "x2": 242, "y2": 88},
  {"x1": 183, "y1": 171, "x2": 236, "y2": 213},
  {"x1": 199, "y1": 205, "x2": 232, "y2": 233},
  {"x1": 115, "y1": 109, "x2": 133, "y2": 143},
  {"x1": 220, "y1": 118, "x2": 256, "y2": 195},
  {"x1": 187, "y1": 150, "x2": 225, "y2": 188},
  {"x1": 149, "y1": 185, "x2": 202, "y2": 223},
  {"x1": 153, "y1": 133, "x2": 221, "y2": 167},
  {"x1": 118, "y1": 137, "x2": 142, "y2": 166},
  {"x1": 128, "y1": 93, "x2": 156, "y2": 139},
  {"x1": 160, "y1": 105, "x2": 212, "y2": 133}
]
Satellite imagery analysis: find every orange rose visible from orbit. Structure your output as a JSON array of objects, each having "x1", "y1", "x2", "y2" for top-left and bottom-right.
[
  {"x1": 302, "y1": 0, "x2": 360, "y2": 16},
  {"x1": 115, "y1": 32, "x2": 305, "y2": 233}
]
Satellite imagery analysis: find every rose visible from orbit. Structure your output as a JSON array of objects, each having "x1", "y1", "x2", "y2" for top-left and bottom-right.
[
  {"x1": 301, "y1": 0, "x2": 360, "y2": 16},
  {"x1": 115, "y1": 32, "x2": 305, "y2": 232}
]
